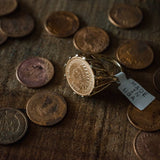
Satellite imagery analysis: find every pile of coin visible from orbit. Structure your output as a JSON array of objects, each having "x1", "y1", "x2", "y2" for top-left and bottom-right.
[
  {"x1": 108, "y1": 4, "x2": 160, "y2": 160},
  {"x1": 44, "y1": 11, "x2": 110, "y2": 54},
  {"x1": 0, "y1": 91, "x2": 67, "y2": 145},
  {"x1": 45, "y1": 5, "x2": 160, "y2": 160},
  {"x1": 1, "y1": 57, "x2": 67, "y2": 144},
  {"x1": 0, "y1": 0, "x2": 34, "y2": 45},
  {"x1": 1, "y1": 3, "x2": 160, "y2": 159}
]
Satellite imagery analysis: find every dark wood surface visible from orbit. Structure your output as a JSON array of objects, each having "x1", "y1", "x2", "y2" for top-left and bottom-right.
[{"x1": 0, "y1": 0, "x2": 160, "y2": 159}]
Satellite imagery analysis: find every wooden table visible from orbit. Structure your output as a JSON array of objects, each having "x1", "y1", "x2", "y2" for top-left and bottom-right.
[{"x1": 0, "y1": 0, "x2": 160, "y2": 159}]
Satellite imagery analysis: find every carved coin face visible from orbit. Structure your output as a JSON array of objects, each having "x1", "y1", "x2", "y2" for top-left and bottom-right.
[
  {"x1": 73, "y1": 27, "x2": 110, "y2": 54},
  {"x1": 0, "y1": 108, "x2": 28, "y2": 144},
  {"x1": 45, "y1": 11, "x2": 79, "y2": 37},
  {"x1": 0, "y1": 29, "x2": 7, "y2": 45},
  {"x1": 134, "y1": 131, "x2": 160, "y2": 160},
  {"x1": 127, "y1": 100, "x2": 160, "y2": 131},
  {"x1": 153, "y1": 68, "x2": 160, "y2": 92},
  {"x1": 116, "y1": 40, "x2": 154, "y2": 69},
  {"x1": 0, "y1": 0, "x2": 17, "y2": 16},
  {"x1": 26, "y1": 92, "x2": 67, "y2": 126},
  {"x1": 0, "y1": 11, "x2": 34, "y2": 37},
  {"x1": 16, "y1": 57, "x2": 54, "y2": 88},
  {"x1": 108, "y1": 4, "x2": 143, "y2": 28},
  {"x1": 65, "y1": 56, "x2": 95, "y2": 96}
]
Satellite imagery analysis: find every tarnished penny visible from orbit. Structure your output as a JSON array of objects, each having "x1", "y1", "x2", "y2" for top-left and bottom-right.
[
  {"x1": 65, "y1": 56, "x2": 95, "y2": 96},
  {"x1": 0, "y1": 11, "x2": 34, "y2": 37},
  {"x1": 133, "y1": 131, "x2": 160, "y2": 160},
  {"x1": 26, "y1": 92, "x2": 67, "y2": 126},
  {"x1": 127, "y1": 100, "x2": 160, "y2": 131},
  {"x1": 45, "y1": 11, "x2": 79, "y2": 37},
  {"x1": 0, "y1": 0, "x2": 17, "y2": 16},
  {"x1": 73, "y1": 26, "x2": 110, "y2": 54},
  {"x1": 153, "y1": 68, "x2": 160, "y2": 92},
  {"x1": 108, "y1": 4, "x2": 143, "y2": 28},
  {"x1": 116, "y1": 40, "x2": 154, "y2": 69},
  {"x1": 16, "y1": 57, "x2": 54, "y2": 88},
  {"x1": 0, "y1": 29, "x2": 7, "y2": 45},
  {"x1": 0, "y1": 108, "x2": 28, "y2": 144}
]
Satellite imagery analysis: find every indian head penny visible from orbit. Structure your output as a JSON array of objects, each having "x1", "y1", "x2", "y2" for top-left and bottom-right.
[
  {"x1": 65, "y1": 56, "x2": 95, "y2": 96},
  {"x1": 0, "y1": 0, "x2": 17, "y2": 16},
  {"x1": 0, "y1": 11, "x2": 34, "y2": 37},
  {"x1": 0, "y1": 108, "x2": 28, "y2": 144},
  {"x1": 16, "y1": 57, "x2": 54, "y2": 88},
  {"x1": 116, "y1": 40, "x2": 154, "y2": 69},
  {"x1": 26, "y1": 92, "x2": 67, "y2": 126},
  {"x1": 127, "y1": 100, "x2": 160, "y2": 131},
  {"x1": 134, "y1": 131, "x2": 160, "y2": 160},
  {"x1": 108, "y1": 4, "x2": 143, "y2": 29},
  {"x1": 73, "y1": 26, "x2": 110, "y2": 54},
  {"x1": 45, "y1": 11, "x2": 79, "y2": 37}
]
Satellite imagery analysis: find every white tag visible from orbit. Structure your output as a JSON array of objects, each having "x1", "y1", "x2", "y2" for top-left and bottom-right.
[{"x1": 115, "y1": 72, "x2": 155, "y2": 110}]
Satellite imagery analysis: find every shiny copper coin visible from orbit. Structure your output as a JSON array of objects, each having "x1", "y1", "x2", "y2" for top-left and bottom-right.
[
  {"x1": 73, "y1": 26, "x2": 110, "y2": 54},
  {"x1": 0, "y1": 0, "x2": 17, "y2": 16},
  {"x1": 0, "y1": 29, "x2": 7, "y2": 45},
  {"x1": 133, "y1": 131, "x2": 160, "y2": 160},
  {"x1": 26, "y1": 92, "x2": 67, "y2": 126},
  {"x1": 153, "y1": 68, "x2": 160, "y2": 92},
  {"x1": 0, "y1": 108, "x2": 28, "y2": 144},
  {"x1": 16, "y1": 57, "x2": 54, "y2": 88},
  {"x1": 45, "y1": 11, "x2": 79, "y2": 37},
  {"x1": 127, "y1": 100, "x2": 160, "y2": 131},
  {"x1": 116, "y1": 40, "x2": 154, "y2": 69},
  {"x1": 0, "y1": 11, "x2": 34, "y2": 37},
  {"x1": 65, "y1": 56, "x2": 95, "y2": 96},
  {"x1": 108, "y1": 4, "x2": 143, "y2": 28}
]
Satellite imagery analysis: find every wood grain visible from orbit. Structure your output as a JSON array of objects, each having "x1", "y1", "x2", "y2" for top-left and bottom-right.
[{"x1": 0, "y1": 0, "x2": 160, "y2": 159}]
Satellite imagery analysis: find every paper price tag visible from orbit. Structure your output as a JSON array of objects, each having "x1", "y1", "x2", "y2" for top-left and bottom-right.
[{"x1": 115, "y1": 72, "x2": 155, "y2": 110}]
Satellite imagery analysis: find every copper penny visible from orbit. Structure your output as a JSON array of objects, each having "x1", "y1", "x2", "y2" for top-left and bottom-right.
[
  {"x1": 133, "y1": 131, "x2": 160, "y2": 160},
  {"x1": 0, "y1": 29, "x2": 7, "y2": 45},
  {"x1": 153, "y1": 68, "x2": 160, "y2": 92},
  {"x1": 127, "y1": 100, "x2": 160, "y2": 131},
  {"x1": 65, "y1": 56, "x2": 95, "y2": 96},
  {"x1": 108, "y1": 4, "x2": 143, "y2": 28},
  {"x1": 26, "y1": 92, "x2": 67, "y2": 126},
  {"x1": 45, "y1": 11, "x2": 79, "y2": 37},
  {"x1": 0, "y1": 108, "x2": 28, "y2": 144},
  {"x1": 116, "y1": 40, "x2": 154, "y2": 69},
  {"x1": 16, "y1": 57, "x2": 54, "y2": 88},
  {"x1": 0, "y1": 0, "x2": 17, "y2": 16},
  {"x1": 0, "y1": 11, "x2": 34, "y2": 37},
  {"x1": 73, "y1": 26, "x2": 110, "y2": 54}
]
